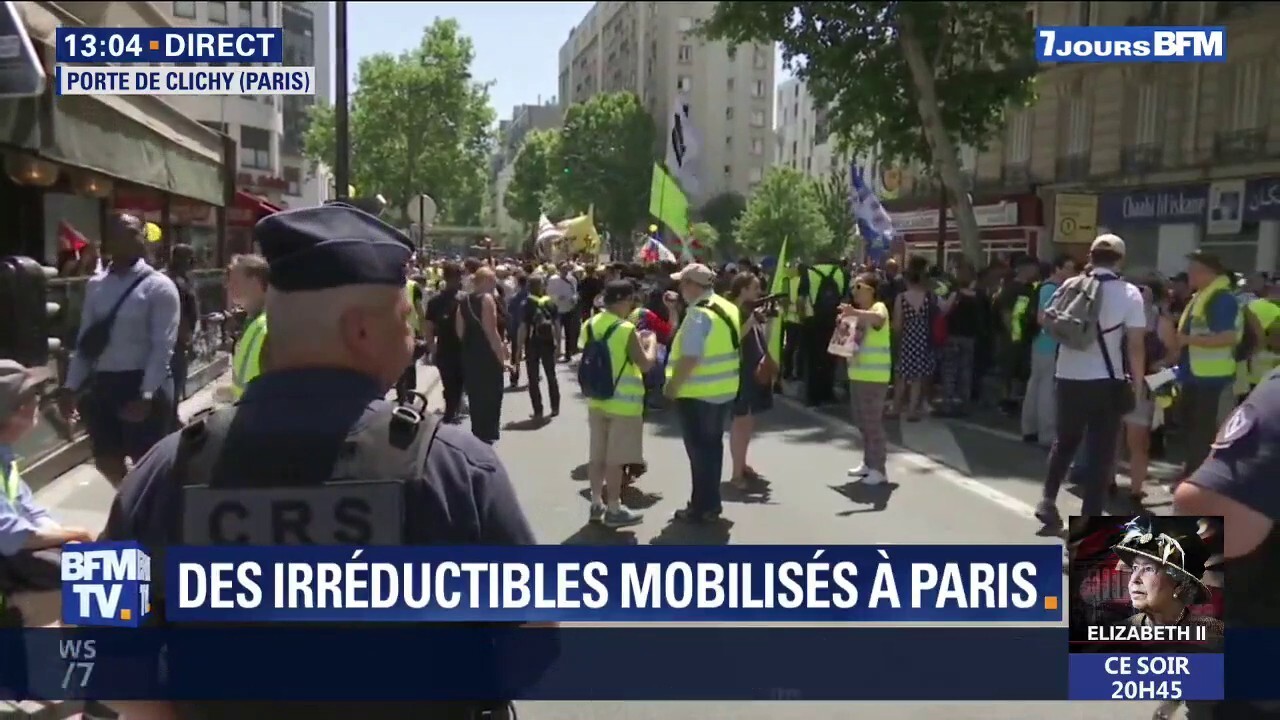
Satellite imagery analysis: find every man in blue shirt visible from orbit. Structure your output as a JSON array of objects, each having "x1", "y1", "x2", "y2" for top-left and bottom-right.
[
  {"x1": 1021, "y1": 255, "x2": 1077, "y2": 446},
  {"x1": 57, "y1": 212, "x2": 181, "y2": 487},
  {"x1": 1176, "y1": 252, "x2": 1242, "y2": 475}
]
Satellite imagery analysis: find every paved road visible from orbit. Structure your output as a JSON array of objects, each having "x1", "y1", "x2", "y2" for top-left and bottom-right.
[{"x1": 37, "y1": 364, "x2": 1169, "y2": 718}]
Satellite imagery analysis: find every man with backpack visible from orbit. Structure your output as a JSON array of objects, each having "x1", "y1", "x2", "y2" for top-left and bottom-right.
[
  {"x1": 800, "y1": 258, "x2": 850, "y2": 406},
  {"x1": 1034, "y1": 234, "x2": 1147, "y2": 529},
  {"x1": 578, "y1": 280, "x2": 659, "y2": 528},
  {"x1": 1175, "y1": 252, "x2": 1245, "y2": 476},
  {"x1": 520, "y1": 275, "x2": 561, "y2": 420}
]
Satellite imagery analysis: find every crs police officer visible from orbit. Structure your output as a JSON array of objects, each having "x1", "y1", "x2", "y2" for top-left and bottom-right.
[
  {"x1": 99, "y1": 204, "x2": 536, "y2": 720},
  {"x1": 1174, "y1": 368, "x2": 1280, "y2": 720}
]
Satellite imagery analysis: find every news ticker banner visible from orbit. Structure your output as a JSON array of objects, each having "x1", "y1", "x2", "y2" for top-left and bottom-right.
[
  {"x1": 4, "y1": 627, "x2": 1272, "y2": 702},
  {"x1": 52, "y1": 26, "x2": 312, "y2": 96},
  {"x1": 1035, "y1": 26, "x2": 1226, "y2": 63},
  {"x1": 60, "y1": 543, "x2": 1064, "y2": 625}
]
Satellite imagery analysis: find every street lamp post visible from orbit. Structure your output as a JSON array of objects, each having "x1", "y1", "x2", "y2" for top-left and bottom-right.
[{"x1": 333, "y1": 1, "x2": 350, "y2": 200}]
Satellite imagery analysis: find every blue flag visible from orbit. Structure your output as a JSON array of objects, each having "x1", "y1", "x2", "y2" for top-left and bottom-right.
[{"x1": 849, "y1": 164, "x2": 896, "y2": 264}]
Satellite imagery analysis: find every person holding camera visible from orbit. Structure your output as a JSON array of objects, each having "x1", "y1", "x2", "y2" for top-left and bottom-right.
[{"x1": 725, "y1": 272, "x2": 777, "y2": 491}]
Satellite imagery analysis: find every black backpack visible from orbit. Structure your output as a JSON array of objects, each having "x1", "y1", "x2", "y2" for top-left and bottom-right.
[{"x1": 813, "y1": 267, "x2": 844, "y2": 313}]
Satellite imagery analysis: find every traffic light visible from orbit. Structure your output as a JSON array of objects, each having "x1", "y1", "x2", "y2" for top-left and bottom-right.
[{"x1": 0, "y1": 256, "x2": 61, "y2": 367}]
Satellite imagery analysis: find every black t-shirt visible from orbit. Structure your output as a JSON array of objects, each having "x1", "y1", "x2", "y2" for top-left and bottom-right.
[
  {"x1": 577, "y1": 275, "x2": 603, "y2": 313},
  {"x1": 425, "y1": 287, "x2": 462, "y2": 354},
  {"x1": 946, "y1": 289, "x2": 984, "y2": 337},
  {"x1": 168, "y1": 272, "x2": 200, "y2": 348},
  {"x1": 522, "y1": 296, "x2": 556, "y2": 344}
]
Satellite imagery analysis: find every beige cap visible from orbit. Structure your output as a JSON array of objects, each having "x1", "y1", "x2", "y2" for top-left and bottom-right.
[
  {"x1": 671, "y1": 263, "x2": 716, "y2": 286},
  {"x1": 0, "y1": 360, "x2": 53, "y2": 421},
  {"x1": 1090, "y1": 233, "x2": 1126, "y2": 256}
]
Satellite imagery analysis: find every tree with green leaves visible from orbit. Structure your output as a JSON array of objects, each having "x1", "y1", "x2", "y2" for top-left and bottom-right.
[
  {"x1": 555, "y1": 92, "x2": 657, "y2": 251},
  {"x1": 702, "y1": 2, "x2": 1037, "y2": 263},
  {"x1": 303, "y1": 19, "x2": 495, "y2": 225},
  {"x1": 503, "y1": 128, "x2": 563, "y2": 227},
  {"x1": 689, "y1": 222, "x2": 720, "y2": 256},
  {"x1": 813, "y1": 168, "x2": 858, "y2": 259},
  {"x1": 695, "y1": 191, "x2": 747, "y2": 255},
  {"x1": 733, "y1": 167, "x2": 831, "y2": 260}
]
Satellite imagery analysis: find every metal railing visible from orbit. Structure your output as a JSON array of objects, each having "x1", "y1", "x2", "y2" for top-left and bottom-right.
[{"x1": 14, "y1": 269, "x2": 230, "y2": 465}]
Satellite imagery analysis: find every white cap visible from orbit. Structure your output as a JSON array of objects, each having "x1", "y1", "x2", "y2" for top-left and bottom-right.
[{"x1": 1089, "y1": 233, "x2": 1126, "y2": 256}]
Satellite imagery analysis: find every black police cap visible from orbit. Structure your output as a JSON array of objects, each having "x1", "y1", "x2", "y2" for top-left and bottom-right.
[{"x1": 254, "y1": 203, "x2": 413, "y2": 292}]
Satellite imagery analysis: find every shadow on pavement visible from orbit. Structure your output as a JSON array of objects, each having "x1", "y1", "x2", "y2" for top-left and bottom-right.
[
  {"x1": 569, "y1": 463, "x2": 589, "y2": 481},
  {"x1": 503, "y1": 416, "x2": 553, "y2": 432},
  {"x1": 561, "y1": 524, "x2": 638, "y2": 546},
  {"x1": 829, "y1": 481, "x2": 899, "y2": 515},
  {"x1": 720, "y1": 479, "x2": 773, "y2": 504},
  {"x1": 576, "y1": 487, "x2": 664, "y2": 510},
  {"x1": 650, "y1": 518, "x2": 734, "y2": 545}
]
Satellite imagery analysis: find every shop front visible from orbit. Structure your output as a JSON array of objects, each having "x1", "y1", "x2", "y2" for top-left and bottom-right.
[
  {"x1": 889, "y1": 194, "x2": 1045, "y2": 267},
  {"x1": 1095, "y1": 177, "x2": 1280, "y2": 277},
  {"x1": 228, "y1": 189, "x2": 284, "y2": 255}
]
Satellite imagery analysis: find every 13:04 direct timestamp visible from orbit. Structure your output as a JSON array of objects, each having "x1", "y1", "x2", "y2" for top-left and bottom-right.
[{"x1": 61, "y1": 32, "x2": 145, "y2": 60}]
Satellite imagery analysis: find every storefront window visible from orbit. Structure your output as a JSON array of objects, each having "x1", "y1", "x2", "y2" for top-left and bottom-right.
[
  {"x1": 1108, "y1": 225, "x2": 1160, "y2": 275},
  {"x1": 1201, "y1": 221, "x2": 1260, "y2": 275}
]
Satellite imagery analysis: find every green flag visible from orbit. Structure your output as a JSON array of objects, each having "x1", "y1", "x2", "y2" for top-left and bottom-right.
[
  {"x1": 648, "y1": 163, "x2": 690, "y2": 238},
  {"x1": 768, "y1": 237, "x2": 789, "y2": 363}
]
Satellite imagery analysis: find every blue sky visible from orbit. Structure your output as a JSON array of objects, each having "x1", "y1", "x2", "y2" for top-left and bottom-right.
[{"x1": 344, "y1": 2, "x2": 789, "y2": 124}]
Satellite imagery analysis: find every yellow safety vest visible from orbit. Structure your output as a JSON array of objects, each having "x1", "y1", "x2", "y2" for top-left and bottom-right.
[
  {"x1": 1178, "y1": 278, "x2": 1243, "y2": 379},
  {"x1": 1010, "y1": 282, "x2": 1039, "y2": 343},
  {"x1": 1248, "y1": 298, "x2": 1280, "y2": 384},
  {"x1": 847, "y1": 302, "x2": 892, "y2": 384},
  {"x1": 0, "y1": 461, "x2": 19, "y2": 610},
  {"x1": 231, "y1": 313, "x2": 268, "y2": 400},
  {"x1": 784, "y1": 272, "x2": 804, "y2": 322},
  {"x1": 406, "y1": 280, "x2": 422, "y2": 333},
  {"x1": 667, "y1": 293, "x2": 741, "y2": 401},
  {"x1": 585, "y1": 310, "x2": 644, "y2": 417},
  {"x1": 806, "y1": 264, "x2": 847, "y2": 308}
]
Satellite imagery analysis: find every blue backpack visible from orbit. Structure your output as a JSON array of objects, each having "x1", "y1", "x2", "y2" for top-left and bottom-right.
[{"x1": 578, "y1": 320, "x2": 628, "y2": 400}]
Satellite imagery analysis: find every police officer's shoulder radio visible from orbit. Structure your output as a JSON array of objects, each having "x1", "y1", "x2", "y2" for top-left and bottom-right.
[{"x1": 172, "y1": 392, "x2": 441, "y2": 548}]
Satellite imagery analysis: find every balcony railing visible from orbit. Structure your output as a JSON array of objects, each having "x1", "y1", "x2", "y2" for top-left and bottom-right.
[
  {"x1": 1213, "y1": 128, "x2": 1267, "y2": 164},
  {"x1": 1120, "y1": 144, "x2": 1163, "y2": 175},
  {"x1": 14, "y1": 269, "x2": 231, "y2": 470},
  {"x1": 1055, "y1": 154, "x2": 1091, "y2": 183}
]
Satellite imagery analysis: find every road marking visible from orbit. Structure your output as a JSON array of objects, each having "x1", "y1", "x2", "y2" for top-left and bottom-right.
[
  {"x1": 948, "y1": 416, "x2": 1183, "y2": 480},
  {"x1": 776, "y1": 396, "x2": 1039, "y2": 521}
]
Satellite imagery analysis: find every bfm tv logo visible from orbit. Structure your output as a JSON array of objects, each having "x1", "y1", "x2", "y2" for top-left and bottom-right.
[{"x1": 60, "y1": 542, "x2": 152, "y2": 627}]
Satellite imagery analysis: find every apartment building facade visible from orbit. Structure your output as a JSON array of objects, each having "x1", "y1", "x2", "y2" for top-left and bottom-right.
[
  {"x1": 775, "y1": 78, "x2": 842, "y2": 180},
  {"x1": 491, "y1": 102, "x2": 564, "y2": 234},
  {"x1": 557, "y1": 1, "x2": 775, "y2": 202},
  {"x1": 871, "y1": 0, "x2": 1279, "y2": 272},
  {"x1": 159, "y1": 2, "x2": 332, "y2": 212}
]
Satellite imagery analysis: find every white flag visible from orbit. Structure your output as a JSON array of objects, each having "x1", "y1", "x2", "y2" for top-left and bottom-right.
[{"x1": 665, "y1": 92, "x2": 701, "y2": 199}]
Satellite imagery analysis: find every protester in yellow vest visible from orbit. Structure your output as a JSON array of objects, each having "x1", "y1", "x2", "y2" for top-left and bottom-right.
[
  {"x1": 394, "y1": 275, "x2": 426, "y2": 403},
  {"x1": 0, "y1": 360, "x2": 94, "y2": 625},
  {"x1": 583, "y1": 280, "x2": 659, "y2": 528},
  {"x1": 227, "y1": 253, "x2": 270, "y2": 400},
  {"x1": 665, "y1": 264, "x2": 741, "y2": 523},
  {"x1": 801, "y1": 261, "x2": 849, "y2": 406},
  {"x1": 780, "y1": 265, "x2": 806, "y2": 381},
  {"x1": 841, "y1": 274, "x2": 892, "y2": 486},
  {"x1": 1247, "y1": 296, "x2": 1280, "y2": 388},
  {"x1": 1175, "y1": 252, "x2": 1244, "y2": 475}
]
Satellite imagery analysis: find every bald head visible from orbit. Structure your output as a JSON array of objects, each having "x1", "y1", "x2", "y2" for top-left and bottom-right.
[{"x1": 107, "y1": 212, "x2": 146, "y2": 264}]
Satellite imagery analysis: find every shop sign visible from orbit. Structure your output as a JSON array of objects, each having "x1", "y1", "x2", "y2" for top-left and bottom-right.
[
  {"x1": 890, "y1": 202, "x2": 1020, "y2": 234},
  {"x1": 1099, "y1": 178, "x2": 1280, "y2": 227},
  {"x1": 1245, "y1": 177, "x2": 1280, "y2": 221},
  {"x1": 1053, "y1": 194, "x2": 1098, "y2": 244}
]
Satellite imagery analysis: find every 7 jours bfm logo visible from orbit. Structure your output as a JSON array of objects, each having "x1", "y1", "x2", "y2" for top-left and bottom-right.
[{"x1": 60, "y1": 542, "x2": 152, "y2": 627}]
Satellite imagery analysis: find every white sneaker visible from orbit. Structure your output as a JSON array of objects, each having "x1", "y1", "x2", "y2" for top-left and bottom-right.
[
  {"x1": 860, "y1": 470, "x2": 888, "y2": 485},
  {"x1": 847, "y1": 464, "x2": 870, "y2": 477}
]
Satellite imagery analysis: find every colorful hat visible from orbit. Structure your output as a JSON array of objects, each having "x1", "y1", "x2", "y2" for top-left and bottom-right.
[{"x1": 1112, "y1": 516, "x2": 1211, "y2": 604}]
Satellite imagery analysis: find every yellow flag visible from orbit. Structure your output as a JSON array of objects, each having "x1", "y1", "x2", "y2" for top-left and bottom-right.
[{"x1": 767, "y1": 237, "x2": 789, "y2": 363}]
